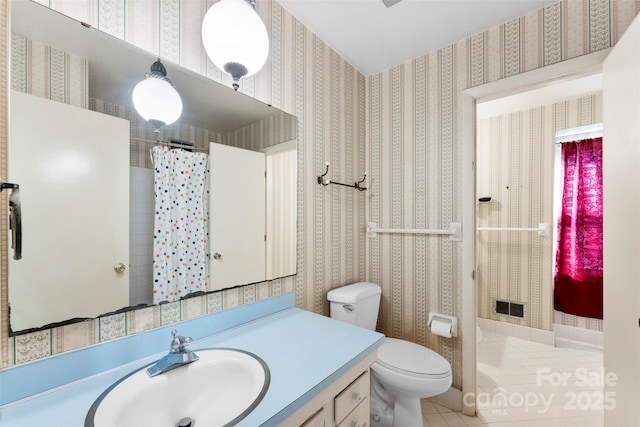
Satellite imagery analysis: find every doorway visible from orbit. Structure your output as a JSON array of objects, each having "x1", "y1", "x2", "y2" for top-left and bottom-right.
[
  {"x1": 458, "y1": 49, "x2": 610, "y2": 417},
  {"x1": 458, "y1": 16, "x2": 640, "y2": 424},
  {"x1": 472, "y1": 74, "x2": 605, "y2": 425}
]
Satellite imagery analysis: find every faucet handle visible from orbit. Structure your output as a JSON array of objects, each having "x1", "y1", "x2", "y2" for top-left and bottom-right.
[{"x1": 170, "y1": 330, "x2": 193, "y2": 353}]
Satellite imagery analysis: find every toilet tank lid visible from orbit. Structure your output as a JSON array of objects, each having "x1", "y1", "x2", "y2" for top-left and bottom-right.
[{"x1": 327, "y1": 282, "x2": 381, "y2": 303}]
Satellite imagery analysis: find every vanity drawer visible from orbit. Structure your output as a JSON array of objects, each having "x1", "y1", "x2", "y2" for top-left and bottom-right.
[
  {"x1": 334, "y1": 371, "x2": 369, "y2": 424},
  {"x1": 336, "y1": 396, "x2": 369, "y2": 427},
  {"x1": 301, "y1": 406, "x2": 328, "y2": 427}
]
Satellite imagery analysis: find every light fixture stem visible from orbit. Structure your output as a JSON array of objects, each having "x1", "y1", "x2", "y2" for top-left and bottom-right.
[{"x1": 244, "y1": 0, "x2": 256, "y2": 9}]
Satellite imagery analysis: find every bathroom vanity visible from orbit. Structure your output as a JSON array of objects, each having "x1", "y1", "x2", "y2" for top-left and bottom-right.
[
  {"x1": 287, "y1": 358, "x2": 373, "y2": 426},
  {"x1": 0, "y1": 293, "x2": 384, "y2": 426}
]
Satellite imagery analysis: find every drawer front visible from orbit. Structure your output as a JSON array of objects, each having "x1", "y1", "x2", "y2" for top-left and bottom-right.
[
  {"x1": 337, "y1": 396, "x2": 369, "y2": 427},
  {"x1": 301, "y1": 407, "x2": 327, "y2": 427},
  {"x1": 334, "y1": 371, "x2": 369, "y2": 423}
]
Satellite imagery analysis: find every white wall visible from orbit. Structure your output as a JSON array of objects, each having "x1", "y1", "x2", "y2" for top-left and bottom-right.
[{"x1": 129, "y1": 167, "x2": 154, "y2": 307}]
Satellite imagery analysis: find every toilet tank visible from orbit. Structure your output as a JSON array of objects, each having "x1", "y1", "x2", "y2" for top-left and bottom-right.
[{"x1": 327, "y1": 282, "x2": 381, "y2": 330}]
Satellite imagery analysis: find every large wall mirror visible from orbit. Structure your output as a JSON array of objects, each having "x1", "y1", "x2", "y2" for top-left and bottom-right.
[{"x1": 7, "y1": 1, "x2": 297, "y2": 334}]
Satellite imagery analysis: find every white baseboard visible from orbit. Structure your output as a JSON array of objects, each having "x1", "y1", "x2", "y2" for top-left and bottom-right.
[
  {"x1": 477, "y1": 318, "x2": 603, "y2": 351},
  {"x1": 477, "y1": 317, "x2": 555, "y2": 346},
  {"x1": 553, "y1": 324, "x2": 603, "y2": 351}
]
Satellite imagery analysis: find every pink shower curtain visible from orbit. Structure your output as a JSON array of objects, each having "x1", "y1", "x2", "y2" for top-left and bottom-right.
[{"x1": 554, "y1": 137, "x2": 603, "y2": 319}]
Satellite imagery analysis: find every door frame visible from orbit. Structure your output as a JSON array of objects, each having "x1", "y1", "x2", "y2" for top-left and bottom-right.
[{"x1": 459, "y1": 49, "x2": 610, "y2": 416}]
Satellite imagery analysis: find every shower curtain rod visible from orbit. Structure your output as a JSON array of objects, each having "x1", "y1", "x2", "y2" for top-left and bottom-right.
[
  {"x1": 131, "y1": 137, "x2": 209, "y2": 153},
  {"x1": 555, "y1": 123, "x2": 603, "y2": 144}
]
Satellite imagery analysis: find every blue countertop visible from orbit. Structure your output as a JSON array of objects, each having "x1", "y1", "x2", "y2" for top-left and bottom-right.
[{"x1": 0, "y1": 295, "x2": 384, "y2": 426}]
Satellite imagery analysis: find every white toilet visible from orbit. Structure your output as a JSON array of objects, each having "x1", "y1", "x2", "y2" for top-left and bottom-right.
[{"x1": 327, "y1": 282, "x2": 452, "y2": 427}]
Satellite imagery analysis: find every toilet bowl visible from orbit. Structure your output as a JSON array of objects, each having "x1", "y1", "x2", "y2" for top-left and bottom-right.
[
  {"x1": 374, "y1": 338, "x2": 452, "y2": 395},
  {"x1": 370, "y1": 338, "x2": 452, "y2": 427},
  {"x1": 327, "y1": 282, "x2": 452, "y2": 427}
]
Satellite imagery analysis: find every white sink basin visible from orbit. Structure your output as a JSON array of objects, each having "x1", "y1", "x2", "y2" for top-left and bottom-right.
[{"x1": 86, "y1": 348, "x2": 269, "y2": 427}]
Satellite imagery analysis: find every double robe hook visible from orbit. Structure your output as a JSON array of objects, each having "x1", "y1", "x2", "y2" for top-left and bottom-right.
[{"x1": 317, "y1": 162, "x2": 367, "y2": 191}]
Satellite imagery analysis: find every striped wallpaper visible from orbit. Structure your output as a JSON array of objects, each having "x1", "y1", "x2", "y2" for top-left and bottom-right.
[
  {"x1": 1, "y1": 0, "x2": 367, "y2": 367},
  {"x1": 366, "y1": 1, "x2": 637, "y2": 389},
  {"x1": 0, "y1": 0, "x2": 638, "y2": 397},
  {"x1": 10, "y1": 34, "x2": 88, "y2": 108},
  {"x1": 477, "y1": 94, "x2": 604, "y2": 333}
]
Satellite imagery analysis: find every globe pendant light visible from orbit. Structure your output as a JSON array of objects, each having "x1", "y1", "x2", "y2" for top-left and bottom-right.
[
  {"x1": 201, "y1": 0, "x2": 269, "y2": 90},
  {"x1": 132, "y1": 59, "x2": 183, "y2": 132}
]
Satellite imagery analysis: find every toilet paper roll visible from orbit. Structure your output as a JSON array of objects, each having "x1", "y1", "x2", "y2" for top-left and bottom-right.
[{"x1": 430, "y1": 318, "x2": 453, "y2": 338}]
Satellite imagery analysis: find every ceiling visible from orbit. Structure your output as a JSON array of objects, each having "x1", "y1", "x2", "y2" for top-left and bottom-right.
[{"x1": 277, "y1": 0, "x2": 558, "y2": 76}]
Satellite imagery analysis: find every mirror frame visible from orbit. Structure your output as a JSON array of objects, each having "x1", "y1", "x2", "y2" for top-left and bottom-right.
[{"x1": 1, "y1": 0, "x2": 10, "y2": 367}]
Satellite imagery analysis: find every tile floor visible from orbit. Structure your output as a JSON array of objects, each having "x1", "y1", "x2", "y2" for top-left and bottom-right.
[{"x1": 422, "y1": 329, "x2": 605, "y2": 426}]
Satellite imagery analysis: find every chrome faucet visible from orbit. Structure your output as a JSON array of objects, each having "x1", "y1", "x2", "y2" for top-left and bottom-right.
[{"x1": 146, "y1": 330, "x2": 199, "y2": 377}]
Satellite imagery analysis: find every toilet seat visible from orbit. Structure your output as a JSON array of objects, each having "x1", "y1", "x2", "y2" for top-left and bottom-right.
[{"x1": 376, "y1": 338, "x2": 451, "y2": 379}]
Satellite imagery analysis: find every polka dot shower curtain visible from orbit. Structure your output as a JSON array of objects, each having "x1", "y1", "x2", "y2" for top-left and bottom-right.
[{"x1": 152, "y1": 146, "x2": 209, "y2": 304}]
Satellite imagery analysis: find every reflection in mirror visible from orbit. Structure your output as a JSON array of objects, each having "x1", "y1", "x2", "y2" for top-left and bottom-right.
[
  {"x1": 9, "y1": 91, "x2": 131, "y2": 332},
  {"x1": 263, "y1": 141, "x2": 297, "y2": 281},
  {"x1": 8, "y1": 0, "x2": 297, "y2": 335}
]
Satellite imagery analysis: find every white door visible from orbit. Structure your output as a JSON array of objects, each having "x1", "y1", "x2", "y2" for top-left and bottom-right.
[
  {"x1": 602, "y1": 14, "x2": 640, "y2": 425},
  {"x1": 9, "y1": 91, "x2": 129, "y2": 331},
  {"x1": 209, "y1": 142, "x2": 266, "y2": 290}
]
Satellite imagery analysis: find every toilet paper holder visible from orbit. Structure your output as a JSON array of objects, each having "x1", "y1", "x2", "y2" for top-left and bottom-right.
[{"x1": 428, "y1": 312, "x2": 458, "y2": 338}]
